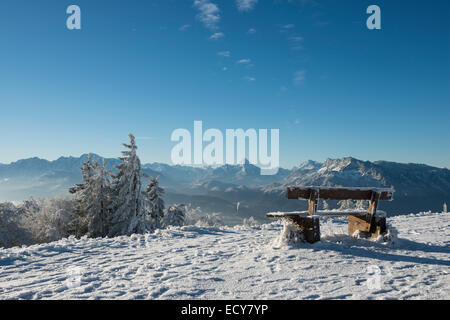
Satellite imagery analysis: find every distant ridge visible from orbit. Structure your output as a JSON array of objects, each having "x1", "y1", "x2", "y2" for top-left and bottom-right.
[{"x1": 0, "y1": 155, "x2": 449, "y2": 218}]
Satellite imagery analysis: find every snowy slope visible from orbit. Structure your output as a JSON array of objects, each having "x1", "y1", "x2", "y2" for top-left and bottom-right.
[{"x1": 0, "y1": 212, "x2": 449, "y2": 300}]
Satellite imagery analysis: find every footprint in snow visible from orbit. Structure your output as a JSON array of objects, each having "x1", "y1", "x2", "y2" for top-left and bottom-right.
[{"x1": 147, "y1": 286, "x2": 169, "y2": 299}]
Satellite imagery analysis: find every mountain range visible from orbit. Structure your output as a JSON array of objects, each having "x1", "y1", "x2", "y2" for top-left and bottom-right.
[{"x1": 0, "y1": 154, "x2": 448, "y2": 224}]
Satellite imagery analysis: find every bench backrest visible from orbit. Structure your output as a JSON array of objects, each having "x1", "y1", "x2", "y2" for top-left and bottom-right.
[
  {"x1": 286, "y1": 187, "x2": 394, "y2": 201},
  {"x1": 286, "y1": 186, "x2": 394, "y2": 217}
]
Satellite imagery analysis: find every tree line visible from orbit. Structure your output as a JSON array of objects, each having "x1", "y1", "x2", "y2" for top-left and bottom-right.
[
  {"x1": 0, "y1": 134, "x2": 186, "y2": 248},
  {"x1": 68, "y1": 133, "x2": 185, "y2": 238}
]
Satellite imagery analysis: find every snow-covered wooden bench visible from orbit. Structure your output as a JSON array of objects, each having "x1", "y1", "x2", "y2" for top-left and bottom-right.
[{"x1": 267, "y1": 187, "x2": 394, "y2": 243}]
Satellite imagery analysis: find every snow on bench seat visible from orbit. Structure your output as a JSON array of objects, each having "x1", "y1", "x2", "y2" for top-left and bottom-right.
[{"x1": 266, "y1": 209, "x2": 387, "y2": 218}]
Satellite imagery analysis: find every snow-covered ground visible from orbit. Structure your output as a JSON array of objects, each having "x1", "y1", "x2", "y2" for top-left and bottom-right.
[{"x1": 0, "y1": 212, "x2": 449, "y2": 300}]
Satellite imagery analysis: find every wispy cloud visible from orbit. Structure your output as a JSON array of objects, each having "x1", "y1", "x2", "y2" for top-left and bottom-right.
[
  {"x1": 279, "y1": 23, "x2": 305, "y2": 51},
  {"x1": 209, "y1": 32, "x2": 225, "y2": 40},
  {"x1": 289, "y1": 36, "x2": 304, "y2": 50},
  {"x1": 194, "y1": 0, "x2": 221, "y2": 30},
  {"x1": 293, "y1": 70, "x2": 306, "y2": 85},
  {"x1": 244, "y1": 76, "x2": 256, "y2": 81},
  {"x1": 280, "y1": 24, "x2": 295, "y2": 34},
  {"x1": 247, "y1": 28, "x2": 256, "y2": 34},
  {"x1": 179, "y1": 24, "x2": 191, "y2": 31},
  {"x1": 236, "y1": 0, "x2": 258, "y2": 11},
  {"x1": 217, "y1": 51, "x2": 231, "y2": 57},
  {"x1": 237, "y1": 58, "x2": 251, "y2": 64},
  {"x1": 282, "y1": 24, "x2": 295, "y2": 30}
]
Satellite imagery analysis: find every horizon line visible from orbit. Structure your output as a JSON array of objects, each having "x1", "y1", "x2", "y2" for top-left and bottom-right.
[{"x1": 0, "y1": 153, "x2": 447, "y2": 171}]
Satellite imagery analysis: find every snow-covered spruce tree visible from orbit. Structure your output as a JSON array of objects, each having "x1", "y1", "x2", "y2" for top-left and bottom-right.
[
  {"x1": 69, "y1": 154, "x2": 97, "y2": 236},
  {"x1": 70, "y1": 156, "x2": 113, "y2": 237},
  {"x1": 108, "y1": 134, "x2": 148, "y2": 237},
  {"x1": 82, "y1": 159, "x2": 113, "y2": 238},
  {"x1": 145, "y1": 177, "x2": 165, "y2": 229},
  {"x1": 163, "y1": 204, "x2": 186, "y2": 228}
]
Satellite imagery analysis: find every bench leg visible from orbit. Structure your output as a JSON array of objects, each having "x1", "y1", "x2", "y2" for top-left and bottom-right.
[
  {"x1": 285, "y1": 216, "x2": 320, "y2": 244},
  {"x1": 348, "y1": 215, "x2": 387, "y2": 238}
]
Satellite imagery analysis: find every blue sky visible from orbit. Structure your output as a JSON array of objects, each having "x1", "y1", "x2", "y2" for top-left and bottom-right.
[{"x1": 0, "y1": 0, "x2": 449, "y2": 168}]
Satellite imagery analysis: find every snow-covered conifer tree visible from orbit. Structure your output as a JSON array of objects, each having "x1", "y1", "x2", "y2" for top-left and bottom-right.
[
  {"x1": 86, "y1": 159, "x2": 112, "y2": 237},
  {"x1": 69, "y1": 154, "x2": 96, "y2": 236},
  {"x1": 145, "y1": 177, "x2": 165, "y2": 229},
  {"x1": 163, "y1": 204, "x2": 185, "y2": 228},
  {"x1": 108, "y1": 134, "x2": 147, "y2": 236},
  {"x1": 70, "y1": 156, "x2": 112, "y2": 237}
]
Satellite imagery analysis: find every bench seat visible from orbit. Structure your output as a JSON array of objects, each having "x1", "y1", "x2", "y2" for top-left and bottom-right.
[{"x1": 267, "y1": 210, "x2": 387, "y2": 218}]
